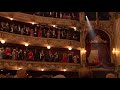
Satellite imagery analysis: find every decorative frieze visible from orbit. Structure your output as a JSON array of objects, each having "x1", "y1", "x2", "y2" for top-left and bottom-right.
[
  {"x1": 0, "y1": 60, "x2": 82, "y2": 72},
  {"x1": 0, "y1": 31, "x2": 81, "y2": 50},
  {"x1": 0, "y1": 12, "x2": 80, "y2": 29}
]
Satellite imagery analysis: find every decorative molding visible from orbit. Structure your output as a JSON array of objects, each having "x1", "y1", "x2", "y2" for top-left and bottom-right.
[
  {"x1": 0, "y1": 12, "x2": 80, "y2": 29},
  {"x1": 0, "y1": 31, "x2": 81, "y2": 50},
  {"x1": 90, "y1": 35, "x2": 107, "y2": 43},
  {"x1": 0, "y1": 60, "x2": 82, "y2": 72}
]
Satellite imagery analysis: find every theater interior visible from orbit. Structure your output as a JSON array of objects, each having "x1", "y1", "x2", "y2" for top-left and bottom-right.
[{"x1": 0, "y1": 12, "x2": 119, "y2": 78}]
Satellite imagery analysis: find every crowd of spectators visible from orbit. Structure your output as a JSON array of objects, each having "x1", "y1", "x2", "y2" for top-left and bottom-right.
[
  {"x1": 0, "y1": 16, "x2": 80, "y2": 42},
  {"x1": 0, "y1": 43, "x2": 81, "y2": 64},
  {"x1": 23, "y1": 12, "x2": 80, "y2": 21}
]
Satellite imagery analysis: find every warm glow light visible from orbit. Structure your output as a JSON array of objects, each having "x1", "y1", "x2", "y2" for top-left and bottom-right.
[
  {"x1": 25, "y1": 43, "x2": 29, "y2": 47},
  {"x1": 63, "y1": 69, "x2": 66, "y2": 72},
  {"x1": 18, "y1": 68, "x2": 21, "y2": 70},
  {"x1": 52, "y1": 25, "x2": 56, "y2": 27},
  {"x1": 73, "y1": 27, "x2": 77, "y2": 31},
  {"x1": 41, "y1": 69, "x2": 44, "y2": 71},
  {"x1": 112, "y1": 48, "x2": 116, "y2": 55},
  {"x1": 81, "y1": 48, "x2": 87, "y2": 54},
  {"x1": 1, "y1": 40, "x2": 5, "y2": 44},
  {"x1": 68, "y1": 47, "x2": 72, "y2": 50},
  {"x1": 112, "y1": 48, "x2": 120, "y2": 55},
  {"x1": 47, "y1": 46, "x2": 51, "y2": 49},
  {"x1": 32, "y1": 22, "x2": 35, "y2": 25},
  {"x1": 10, "y1": 18, "x2": 13, "y2": 21}
]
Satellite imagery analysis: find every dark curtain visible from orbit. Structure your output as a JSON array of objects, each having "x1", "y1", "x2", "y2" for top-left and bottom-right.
[{"x1": 98, "y1": 43, "x2": 110, "y2": 66}]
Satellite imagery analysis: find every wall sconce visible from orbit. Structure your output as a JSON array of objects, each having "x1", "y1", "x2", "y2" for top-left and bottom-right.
[
  {"x1": 25, "y1": 43, "x2": 29, "y2": 47},
  {"x1": 52, "y1": 25, "x2": 56, "y2": 27},
  {"x1": 112, "y1": 48, "x2": 116, "y2": 55},
  {"x1": 81, "y1": 48, "x2": 86, "y2": 55},
  {"x1": 68, "y1": 47, "x2": 72, "y2": 50},
  {"x1": 112, "y1": 48, "x2": 120, "y2": 56},
  {"x1": 63, "y1": 69, "x2": 67, "y2": 72},
  {"x1": 41, "y1": 69, "x2": 44, "y2": 71},
  {"x1": 72, "y1": 27, "x2": 77, "y2": 31},
  {"x1": 10, "y1": 18, "x2": 13, "y2": 21},
  {"x1": 1, "y1": 40, "x2": 5, "y2": 44},
  {"x1": 47, "y1": 46, "x2": 51, "y2": 49},
  {"x1": 32, "y1": 22, "x2": 35, "y2": 25}
]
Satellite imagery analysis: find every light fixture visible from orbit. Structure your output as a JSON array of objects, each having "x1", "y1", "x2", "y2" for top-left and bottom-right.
[
  {"x1": 1, "y1": 40, "x2": 5, "y2": 44},
  {"x1": 32, "y1": 22, "x2": 35, "y2": 25},
  {"x1": 68, "y1": 47, "x2": 72, "y2": 50},
  {"x1": 63, "y1": 69, "x2": 66, "y2": 72},
  {"x1": 18, "y1": 68, "x2": 21, "y2": 70},
  {"x1": 73, "y1": 27, "x2": 77, "y2": 31},
  {"x1": 112, "y1": 48, "x2": 116, "y2": 55},
  {"x1": 25, "y1": 43, "x2": 29, "y2": 47},
  {"x1": 1, "y1": 70, "x2": 3, "y2": 71},
  {"x1": 47, "y1": 46, "x2": 51, "y2": 49},
  {"x1": 112, "y1": 48, "x2": 120, "y2": 55},
  {"x1": 52, "y1": 25, "x2": 56, "y2": 27},
  {"x1": 10, "y1": 18, "x2": 13, "y2": 21},
  {"x1": 41, "y1": 69, "x2": 44, "y2": 71},
  {"x1": 81, "y1": 48, "x2": 87, "y2": 55}
]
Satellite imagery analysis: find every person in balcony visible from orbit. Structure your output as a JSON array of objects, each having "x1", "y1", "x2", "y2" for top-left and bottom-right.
[
  {"x1": 30, "y1": 28, "x2": 34, "y2": 36},
  {"x1": 15, "y1": 48, "x2": 19, "y2": 60},
  {"x1": 61, "y1": 30, "x2": 66, "y2": 39},
  {"x1": 42, "y1": 28, "x2": 47, "y2": 37},
  {"x1": 10, "y1": 24, "x2": 14, "y2": 33},
  {"x1": 20, "y1": 27, "x2": 24, "y2": 35},
  {"x1": 48, "y1": 50, "x2": 52, "y2": 62},
  {"x1": 12, "y1": 49, "x2": 16, "y2": 60},
  {"x1": 18, "y1": 49, "x2": 24, "y2": 60},
  {"x1": 27, "y1": 50, "x2": 34, "y2": 60},
  {"x1": 34, "y1": 27, "x2": 38, "y2": 37},
  {"x1": 23, "y1": 49, "x2": 27, "y2": 60},
  {"x1": 54, "y1": 52, "x2": 59, "y2": 62},
  {"x1": 0, "y1": 22, "x2": 4, "y2": 31},
  {"x1": 72, "y1": 33, "x2": 77, "y2": 40},
  {"x1": 18, "y1": 25, "x2": 21, "y2": 34},
  {"x1": 46, "y1": 29, "x2": 51, "y2": 38},
  {"x1": 26, "y1": 27, "x2": 30, "y2": 36},
  {"x1": 63, "y1": 13, "x2": 67, "y2": 19},
  {"x1": 14, "y1": 25, "x2": 18, "y2": 34},
  {"x1": 40, "y1": 50, "x2": 45, "y2": 61},
  {"x1": 5, "y1": 22, "x2": 10, "y2": 32},
  {"x1": 2, "y1": 22, "x2": 6, "y2": 31},
  {"x1": 14, "y1": 69, "x2": 27, "y2": 78},
  {"x1": 73, "y1": 55, "x2": 77, "y2": 64},
  {"x1": 62, "y1": 53, "x2": 68, "y2": 63},
  {"x1": 51, "y1": 29, "x2": 56, "y2": 38},
  {"x1": 38, "y1": 27, "x2": 42, "y2": 37},
  {"x1": 60, "y1": 12, "x2": 63, "y2": 18},
  {"x1": 4, "y1": 47, "x2": 11, "y2": 59},
  {"x1": 68, "y1": 52, "x2": 73, "y2": 63},
  {"x1": 34, "y1": 49, "x2": 40, "y2": 61},
  {"x1": 0, "y1": 47, "x2": 4, "y2": 59},
  {"x1": 71, "y1": 13, "x2": 76, "y2": 20},
  {"x1": 76, "y1": 55, "x2": 80, "y2": 64},
  {"x1": 57, "y1": 29, "x2": 61, "y2": 39}
]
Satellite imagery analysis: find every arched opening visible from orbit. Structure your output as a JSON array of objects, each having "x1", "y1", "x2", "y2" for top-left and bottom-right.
[{"x1": 85, "y1": 29, "x2": 113, "y2": 67}]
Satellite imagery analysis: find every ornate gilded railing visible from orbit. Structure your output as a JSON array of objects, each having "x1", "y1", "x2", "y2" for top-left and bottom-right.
[
  {"x1": 0, "y1": 60, "x2": 82, "y2": 72},
  {"x1": 0, "y1": 12, "x2": 80, "y2": 28},
  {"x1": 0, "y1": 31, "x2": 81, "y2": 50}
]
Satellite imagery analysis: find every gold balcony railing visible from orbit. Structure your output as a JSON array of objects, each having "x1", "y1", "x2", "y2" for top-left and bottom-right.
[{"x1": 0, "y1": 59, "x2": 82, "y2": 72}]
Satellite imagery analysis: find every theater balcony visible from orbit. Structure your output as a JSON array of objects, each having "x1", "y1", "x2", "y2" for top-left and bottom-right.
[{"x1": 0, "y1": 60, "x2": 82, "y2": 72}]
